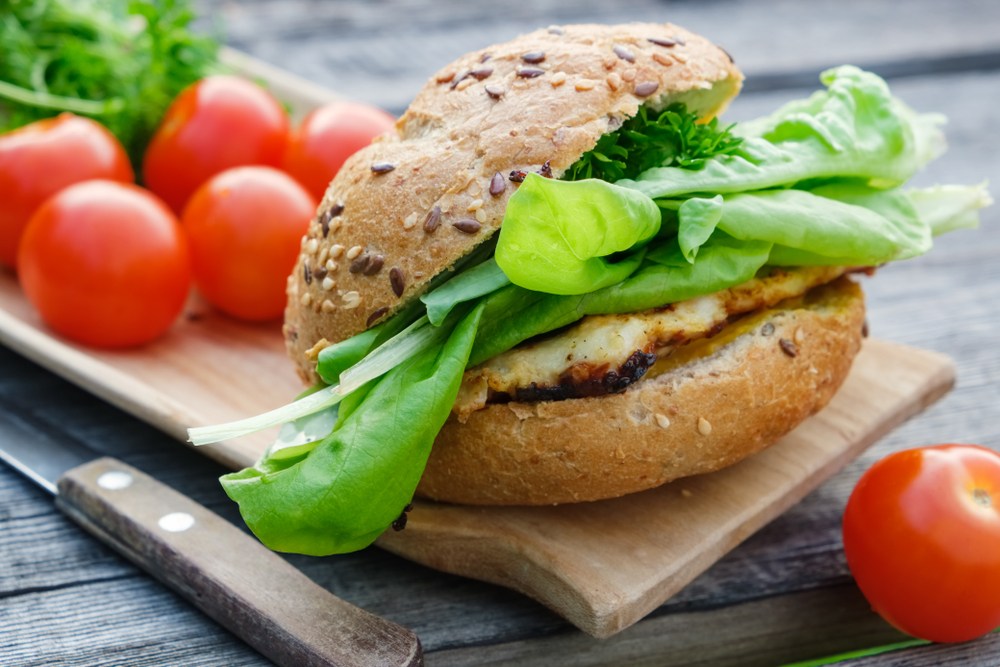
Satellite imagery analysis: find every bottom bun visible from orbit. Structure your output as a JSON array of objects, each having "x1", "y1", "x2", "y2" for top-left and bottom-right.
[{"x1": 416, "y1": 276, "x2": 866, "y2": 505}]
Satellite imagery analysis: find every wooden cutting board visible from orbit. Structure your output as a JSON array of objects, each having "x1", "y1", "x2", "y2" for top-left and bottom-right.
[{"x1": 0, "y1": 272, "x2": 954, "y2": 637}]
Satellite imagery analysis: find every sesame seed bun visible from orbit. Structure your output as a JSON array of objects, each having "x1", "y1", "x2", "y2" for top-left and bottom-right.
[
  {"x1": 283, "y1": 22, "x2": 743, "y2": 381},
  {"x1": 280, "y1": 23, "x2": 867, "y2": 507}
]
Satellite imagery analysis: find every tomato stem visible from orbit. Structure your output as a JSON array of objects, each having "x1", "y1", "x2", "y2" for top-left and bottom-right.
[{"x1": 973, "y1": 487, "x2": 992, "y2": 507}]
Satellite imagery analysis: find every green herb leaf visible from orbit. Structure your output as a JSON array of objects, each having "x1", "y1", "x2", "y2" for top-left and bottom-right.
[
  {"x1": 562, "y1": 103, "x2": 744, "y2": 182},
  {"x1": 0, "y1": 0, "x2": 220, "y2": 168}
]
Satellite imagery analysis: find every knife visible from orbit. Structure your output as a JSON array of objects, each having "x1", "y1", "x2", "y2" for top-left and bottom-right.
[{"x1": 0, "y1": 409, "x2": 423, "y2": 667}]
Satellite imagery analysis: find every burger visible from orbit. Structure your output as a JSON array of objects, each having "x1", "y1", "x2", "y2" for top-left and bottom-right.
[{"x1": 191, "y1": 23, "x2": 989, "y2": 555}]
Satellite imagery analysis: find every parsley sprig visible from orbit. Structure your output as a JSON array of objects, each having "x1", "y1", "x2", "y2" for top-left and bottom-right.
[
  {"x1": 0, "y1": 0, "x2": 220, "y2": 168},
  {"x1": 563, "y1": 104, "x2": 744, "y2": 182}
]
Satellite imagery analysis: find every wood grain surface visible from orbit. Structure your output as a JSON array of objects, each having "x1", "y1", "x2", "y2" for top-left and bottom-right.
[
  {"x1": 3, "y1": 1, "x2": 1000, "y2": 665},
  {"x1": 57, "y1": 458, "x2": 423, "y2": 667},
  {"x1": 380, "y1": 340, "x2": 954, "y2": 638}
]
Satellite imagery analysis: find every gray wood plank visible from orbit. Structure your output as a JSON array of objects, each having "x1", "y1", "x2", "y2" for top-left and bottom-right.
[
  {"x1": 193, "y1": 0, "x2": 1000, "y2": 113},
  {"x1": 3, "y1": 2, "x2": 1000, "y2": 665}
]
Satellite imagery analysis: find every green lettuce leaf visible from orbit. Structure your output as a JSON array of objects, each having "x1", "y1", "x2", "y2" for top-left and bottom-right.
[
  {"x1": 495, "y1": 174, "x2": 661, "y2": 295},
  {"x1": 220, "y1": 303, "x2": 484, "y2": 555},
  {"x1": 420, "y1": 258, "x2": 510, "y2": 326},
  {"x1": 620, "y1": 66, "x2": 945, "y2": 199}
]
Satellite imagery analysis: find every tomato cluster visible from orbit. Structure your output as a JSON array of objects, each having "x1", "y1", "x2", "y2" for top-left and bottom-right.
[{"x1": 1, "y1": 75, "x2": 395, "y2": 347}]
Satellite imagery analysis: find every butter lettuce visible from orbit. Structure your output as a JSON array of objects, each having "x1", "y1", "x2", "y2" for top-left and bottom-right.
[
  {"x1": 619, "y1": 66, "x2": 945, "y2": 199},
  {"x1": 495, "y1": 174, "x2": 660, "y2": 295}
]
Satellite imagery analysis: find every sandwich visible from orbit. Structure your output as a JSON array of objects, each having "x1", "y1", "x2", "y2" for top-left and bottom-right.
[{"x1": 190, "y1": 23, "x2": 990, "y2": 556}]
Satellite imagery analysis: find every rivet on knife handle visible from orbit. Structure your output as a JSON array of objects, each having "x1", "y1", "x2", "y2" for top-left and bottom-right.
[{"x1": 55, "y1": 457, "x2": 423, "y2": 667}]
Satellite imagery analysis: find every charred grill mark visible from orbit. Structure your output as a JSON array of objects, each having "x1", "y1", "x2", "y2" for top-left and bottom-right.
[{"x1": 503, "y1": 349, "x2": 658, "y2": 403}]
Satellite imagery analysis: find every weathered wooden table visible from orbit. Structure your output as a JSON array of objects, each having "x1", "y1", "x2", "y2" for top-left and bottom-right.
[{"x1": 3, "y1": 1, "x2": 1000, "y2": 664}]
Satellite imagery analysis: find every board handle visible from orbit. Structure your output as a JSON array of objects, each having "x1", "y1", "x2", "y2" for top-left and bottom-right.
[{"x1": 56, "y1": 457, "x2": 423, "y2": 667}]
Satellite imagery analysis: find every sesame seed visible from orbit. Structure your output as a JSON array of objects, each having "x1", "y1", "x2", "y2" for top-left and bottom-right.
[
  {"x1": 453, "y1": 219, "x2": 481, "y2": 234},
  {"x1": 613, "y1": 44, "x2": 636, "y2": 62},
  {"x1": 480, "y1": 52, "x2": 492, "y2": 63},
  {"x1": 320, "y1": 204, "x2": 344, "y2": 236},
  {"x1": 655, "y1": 413, "x2": 671, "y2": 429},
  {"x1": 423, "y1": 205, "x2": 442, "y2": 233},
  {"x1": 760, "y1": 322, "x2": 775, "y2": 336},
  {"x1": 550, "y1": 71, "x2": 567, "y2": 87},
  {"x1": 436, "y1": 71, "x2": 456, "y2": 84},
  {"x1": 403, "y1": 212, "x2": 418, "y2": 229},
  {"x1": 485, "y1": 84, "x2": 504, "y2": 100},
  {"x1": 697, "y1": 417, "x2": 713, "y2": 436},
  {"x1": 621, "y1": 68, "x2": 637, "y2": 82},
  {"x1": 508, "y1": 170, "x2": 527, "y2": 183},
  {"x1": 475, "y1": 208, "x2": 487, "y2": 223},
  {"x1": 489, "y1": 172, "x2": 506, "y2": 196},
  {"x1": 321, "y1": 276, "x2": 335, "y2": 291},
  {"x1": 454, "y1": 77, "x2": 475, "y2": 91},
  {"x1": 547, "y1": 26, "x2": 564, "y2": 35},
  {"x1": 538, "y1": 160, "x2": 552, "y2": 178},
  {"x1": 306, "y1": 238, "x2": 319, "y2": 254},
  {"x1": 299, "y1": 292, "x2": 313, "y2": 307},
  {"x1": 634, "y1": 81, "x2": 659, "y2": 97},
  {"x1": 469, "y1": 66, "x2": 493, "y2": 80},
  {"x1": 325, "y1": 259, "x2": 338, "y2": 272},
  {"x1": 330, "y1": 244, "x2": 345, "y2": 259},
  {"x1": 467, "y1": 198, "x2": 484, "y2": 212},
  {"x1": 346, "y1": 245, "x2": 363, "y2": 260},
  {"x1": 389, "y1": 267, "x2": 405, "y2": 297},
  {"x1": 312, "y1": 266, "x2": 327, "y2": 281},
  {"x1": 521, "y1": 51, "x2": 545, "y2": 64},
  {"x1": 342, "y1": 291, "x2": 361, "y2": 309},
  {"x1": 575, "y1": 79, "x2": 596, "y2": 91},
  {"x1": 321, "y1": 299, "x2": 337, "y2": 313},
  {"x1": 672, "y1": 52, "x2": 689, "y2": 65},
  {"x1": 606, "y1": 72, "x2": 622, "y2": 91},
  {"x1": 317, "y1": 246, "x2": 329, "y2": 265},
  {"x1": 329, "y1": 218, "x2": 342, "y2": 234},
  {"x1": 652, "y1": 52, "x2": 674, "y2": 67},
  {"x1": 371, "y1": 162, "x2": 395, "y2": 174},
  {"x1": 602, "y1": 55, "x2": 617, "y2": 70}
]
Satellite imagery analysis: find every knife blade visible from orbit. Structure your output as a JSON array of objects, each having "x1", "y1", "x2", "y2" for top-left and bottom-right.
[{"x1": 0, "y1": 409, "x2": 423, "y2": 667}]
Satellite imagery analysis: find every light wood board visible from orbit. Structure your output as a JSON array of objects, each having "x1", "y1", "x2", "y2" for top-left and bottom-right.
[{"x1": 0, "y1": 270, "x2": 954, "y2": 637}]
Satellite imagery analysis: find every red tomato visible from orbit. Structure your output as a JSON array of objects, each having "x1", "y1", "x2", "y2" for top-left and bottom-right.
[
  {"x1": 282, "y1": 101, "x2": 395, "y2": 201},
  {"x1": 142, "y1": 75, "x2": 290, "y2": 214},
  {"x1": 181, "y1": 166, "x2": 316, "y2": 321},
  {"x1": 18, "y1": 181, "x2": 191, "y2": 348},
  {"x1": 0, "y1": 113, "x2": 134, "y2": 268},
  {"x1": 843, "y1": 444, "x2": 1000, "y2": 643}
]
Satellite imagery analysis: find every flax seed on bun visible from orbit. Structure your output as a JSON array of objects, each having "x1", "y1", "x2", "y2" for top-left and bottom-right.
[{"x1": 283, "y1": 23, "x2": 742, "y2": 382}]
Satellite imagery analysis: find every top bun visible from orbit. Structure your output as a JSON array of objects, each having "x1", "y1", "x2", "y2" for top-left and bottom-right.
[{"x1": 283, "y1": 22, "x2": 743, "y2": 382}]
